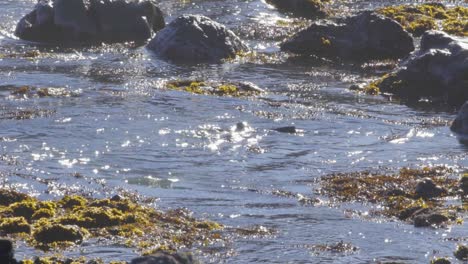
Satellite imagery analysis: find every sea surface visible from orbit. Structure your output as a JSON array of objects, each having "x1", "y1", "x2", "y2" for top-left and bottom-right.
[{"x1": 0, "y1": 0, "x2": 467, "y2": 263}]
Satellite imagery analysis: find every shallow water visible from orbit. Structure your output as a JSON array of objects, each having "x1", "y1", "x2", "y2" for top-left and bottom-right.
[{"x1": 0, "y1": 0, "x2": 467, "y2": 263}]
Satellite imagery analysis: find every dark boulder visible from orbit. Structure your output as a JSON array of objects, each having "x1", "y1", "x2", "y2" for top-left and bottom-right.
[
  {"x1": 281, "y1": 11, "x2": 414, "y2": 61},
  {"x1": 0, "y1": 239, "x2": 14, "y2": 263},
  {"x1": 415, "y1": 178, "x2": 446, "y2": 199},
  {"x1": 15, "y1": 0, "x2": 164, "y2": 44},
  {"x1": 265, "y1": 0, "x2": 328, "y2": 19},
  {"x1": 377, "y1": 30, "x2": 468, "y2": 107},
  {"x1": 451, "y1": 102, "x2": 468, "y2": 142},
  {"x1": 454, "y1": 245, "x2": 468, "y2": 261},
  {"x1": 130, "y1": 251, "x2": 198, "y2": 264},
  {"x1": 413, "y1": 212, "x2": 449, "y2": 227},
  {"x1": 147, "y1": 15, "x2": 249, "y2": 63}
]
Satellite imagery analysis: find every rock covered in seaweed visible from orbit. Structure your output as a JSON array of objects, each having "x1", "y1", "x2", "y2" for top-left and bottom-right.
[
  {"x1": 318, "y1": 167, "x2": 464, "y2": 228},
  {"x1": 165, "y1": 80, "x2": 263, "y2": 97},
  {"x1": 376, "y1": 31, "x2": 468, "y2": 107},
  {"x1": 265, "y1": 0, "x2": 329, "y2": 19},
  {"x1": 15, "y1": 0, "x2": 165, "y2": 44},
  {"x1": 377, "y1": 4, "x2": 468, "y2": 37},
  {"x1": 147, "y1": 15, "x2": 249, "y2": 63},
  {"x1": 281, "y1": 11, "x2": 415, "y2": 61},
  {"x1": 0, "y1": 189, "x2": 224, "y2": 253}
]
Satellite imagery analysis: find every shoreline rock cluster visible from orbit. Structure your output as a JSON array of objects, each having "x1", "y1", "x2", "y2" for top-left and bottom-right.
[{"x1": 0, "y1": 189, "x2": 222, "y2": 263}]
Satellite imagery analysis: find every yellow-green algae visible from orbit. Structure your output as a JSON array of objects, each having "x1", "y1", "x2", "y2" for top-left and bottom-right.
[
  {"x1": 166, "y1": 80, "x2": 262, "y2": 97},
  {"x1": 319, "y1": 166, "x2": 466, "y2": 225},
  {"x1": 0, "y1": 189, "x2": 224, "y2": 254},
  {"x1": 377, "y1": 4, "x2": 468, "y2": 36}
]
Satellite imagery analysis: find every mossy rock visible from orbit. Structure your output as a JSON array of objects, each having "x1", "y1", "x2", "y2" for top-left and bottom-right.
[
  {"x1": 0, "y1": 217, "x2": 31, "y2": 234},
  {"x1": 431, "y1": 258, "x2": 451, "y2": 264},
  {"x1": 33, "y1": 223, "x2": 85, "y2": 244},
  {"x1": 0, "y1": 189, "x2": 29, "y2": 206},
  {"x1": 165, "y1": 80, "x2": 264, "y2": 97},
  {"x1": 454, "y1": 244, "x2": 468, "y2": 261},
  {"x1": 0, "y1": 188, "x2": 226, "y2": 253},
  {"x1": 377, "y1": 4, "x2": 468, "y2": 36},
  {"x1": 59, "y1": 195, "x2": 87, "y2": 209}
]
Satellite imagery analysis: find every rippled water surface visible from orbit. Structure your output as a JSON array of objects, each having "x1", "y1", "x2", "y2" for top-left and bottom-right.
[{"x1": 1, "y1": 0, "x2": 467, "y2": 263}]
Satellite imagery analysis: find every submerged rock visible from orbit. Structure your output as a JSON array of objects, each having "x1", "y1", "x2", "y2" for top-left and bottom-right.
[
  {"x1": 147, "y1": 15, "x2": 248, "y2": 63},
  {"x1": 266, "y1": 0, "x2": 328, "y2": 19},
  {"x1": 281, "y1": 11, "x2": 414, "y2": 61},
  {"x1": 375, "y1": 31, "x2": 468, "y2": 106},
  {"x1": 15, "y1": 0, "x2": 164, "y2": 44},
  {"x1": 130, "y1": 251, "x2": 198, "y2": 264},
  {"x1": 272, "y1": 126, "x2": 297, "y2": 134}
]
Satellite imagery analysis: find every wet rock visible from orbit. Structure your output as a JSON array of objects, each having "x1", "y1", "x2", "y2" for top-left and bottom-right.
[
  {"x1": 147, "y1": 15, "x2": 249, "y2": 63},
  {"x1": 33, "y1": 224, "x2": 85, "y2": 244},
  {"x1": 415, "y1": 177, "x2": 446, "y2": 199},
  {"x1": 413, "y1": 211, "x2": 449, "y2": 227},
  {"x1": 0, "y1": 189, "x2": 28, "y2": 206},
  {"x1": 281, "y1": 11, "x2": 414, "y2": 61},
  {"x1": 376, "y1": 31, "x2": 468, "y2": 107},
  {"x1": 460, "y1": 175, "x2": 468, "y2": 195},
  {"x1": 130, "y1": 251, "x2": 198, "y2": 264},
  {"x1": 272, "y1": 126, "x2": 297, "y2": 134},
  {"x1": 15, "y1": 0, "x2": 164, "y2": 44},
  {"x1": 451, "y1": 102, "x2": 468, "y2": 143},
  {"x1": 0, "y1": 239, "x2": 14, "y2": 263},
  {"x1": 431, "y1": 258, "x2": 451, "y2": 264},
  {"x1": 454, "y1": 244, "x2": 468, "y2": 261},
  {"x1": 266, "y1": 0, "x2": 328, "y2": 19}
]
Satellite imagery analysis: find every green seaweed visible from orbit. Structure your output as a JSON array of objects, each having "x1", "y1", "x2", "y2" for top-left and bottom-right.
[
  {"x1": 377, "y1": 4, "x2": 468, "y2": 36},
  {"x1": 319, "y1": 166, "x2": 464, "y2": 226}
]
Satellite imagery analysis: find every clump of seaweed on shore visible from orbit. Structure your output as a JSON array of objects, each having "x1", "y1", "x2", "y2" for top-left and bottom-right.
[
  {"x1": 318, "y1": 166, "x2": 467, "y2": 228},
  {"x1": 0, "y1": 189, "x2": 224, "y2": 255},
  {"x1": 377, "y1": 4, "x2": 468, "y2": 36}
]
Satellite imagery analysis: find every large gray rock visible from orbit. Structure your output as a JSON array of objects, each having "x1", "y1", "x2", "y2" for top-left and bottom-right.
[
  {"x1": 147, "y1": 15, "x2": 249, "y2": 63},
  {"x1": 378, "y1": 31, "x2": 468, "y2": 106},
  {"x1": 281, "y1": 11, "x2": 415, "y2": 60},
  {"x1": 15, "y1": 0, "x2": 164, "y2": 44}
]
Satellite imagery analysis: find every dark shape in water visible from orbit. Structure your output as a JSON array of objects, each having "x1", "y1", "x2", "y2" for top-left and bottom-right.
[
  {"x1": 130, "y1": 251, "x2": 198, "y2": 264},
  {"x1": 15, "y1": 0, "x2": 165, "y2": 45},
  {"x1": 272, "y1": 126, "x2": 297, "y2": 134}
]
